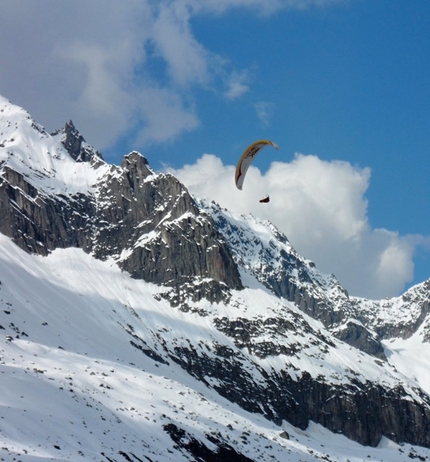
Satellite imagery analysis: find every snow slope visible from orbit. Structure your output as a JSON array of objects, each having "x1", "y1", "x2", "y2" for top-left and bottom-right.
[{"x1": 1, "y1": 234, "x2": 430, "y2": 461}]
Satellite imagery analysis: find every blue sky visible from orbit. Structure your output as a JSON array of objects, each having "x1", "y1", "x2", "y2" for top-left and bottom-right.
[{"x1": 0, "y1": 0, "x2": 429, "y2": 298}]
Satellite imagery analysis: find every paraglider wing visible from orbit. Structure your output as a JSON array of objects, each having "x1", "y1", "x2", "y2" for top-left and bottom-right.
[
  {"x1": 234, "y1": 140, "x2": 279, "y2": 190},
  {"x1": 259, "y1": 196, "x2": 270, "y2": 203}
]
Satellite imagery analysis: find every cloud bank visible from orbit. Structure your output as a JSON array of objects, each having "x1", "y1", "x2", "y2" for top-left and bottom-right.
[{"x1": 168, "y1": 153, "x2": 424, "y2": 299}]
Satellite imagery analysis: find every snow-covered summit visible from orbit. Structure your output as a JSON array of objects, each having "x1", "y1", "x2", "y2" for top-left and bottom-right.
[
  {"x1": 352, "y1": 278, "x2": 430, "y2": 341},
  {"x1": 0, "y1": 95, "x2": 108, "y2": 196}
]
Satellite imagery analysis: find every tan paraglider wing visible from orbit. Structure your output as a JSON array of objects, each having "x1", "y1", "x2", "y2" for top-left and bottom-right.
[{"x1": 234, "y1": 140, "x2": 279, "y2": 190}]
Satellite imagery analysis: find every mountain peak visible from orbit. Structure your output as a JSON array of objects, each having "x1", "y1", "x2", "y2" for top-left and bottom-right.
[
  {"x1": 121, "y1": 150, "x2": 154, "y2": 178},
  {"x1": 51, "y1": 119, "x2": 103, "y2": 162}
]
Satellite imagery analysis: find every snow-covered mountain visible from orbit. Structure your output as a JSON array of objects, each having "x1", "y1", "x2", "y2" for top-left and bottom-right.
[{"x1": 1, "y1": 94, "x2": 430, "y2": 461}]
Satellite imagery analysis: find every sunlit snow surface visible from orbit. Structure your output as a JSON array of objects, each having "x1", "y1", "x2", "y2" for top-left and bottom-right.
[{"x1": 1, "y1": 235, "x2": 429, "y2": 461}]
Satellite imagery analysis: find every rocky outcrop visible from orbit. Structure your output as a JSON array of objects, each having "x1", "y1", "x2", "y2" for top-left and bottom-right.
[
  {"x1": 351, "y1": 282, "x2": 430, "y2": 342},
  {"x1": 208, "y1": 203, "x2": 388, "y2": 359},
  {"x1": 332, "y1": 319, "x2": 386, "y2": 359},
  {"x1": 163, "y1": 423, "x2": 254, "y2": 462},
  {"x1": 51, "y1": 120, "x2": 103, "y2": 162},
  {"x1": 0, "y1": 166, "x2": 95, "y2": 255},
  {"x1": 0, "y1": 148, "x2": 242, "y2": 300},
  {"x1": 92, "y1": 151, "x2": 244, "y2": 295}
]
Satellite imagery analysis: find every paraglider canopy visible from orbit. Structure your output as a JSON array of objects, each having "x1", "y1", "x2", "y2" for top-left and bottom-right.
[
  {"x1": 234, "y1": 139, "x2": 279, "y2": 190},
  {"x1": 259, "y1": 196, "x2": 270, "y2": 203}
]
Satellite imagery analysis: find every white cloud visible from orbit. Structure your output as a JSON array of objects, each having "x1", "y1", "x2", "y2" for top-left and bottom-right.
[
  {"x1": 0, "y1": 0, "x2": 217, "y2": 149},
  {"x1": 168, "y1": 153, "x2": 423, "y2": 299},
  {"x1": 254, "y1": 101, "x2": 275, "y2": 126},
  {"x1": 224, "y1": 70, "x2": 251, "y2": 100},
  {"x1": 152, "y1": 3, "x2": 210, "y2": 87},
  {"x1": 135, "y1": 86, "x2": 200, "y2": 144},
  {"x1": 57, "y1": 41, "x2": 136, "y2": 145},
  {"x1": 0, "y1": 0, "x2": 347, "y2": 151},
  {"x1": 185, "y1": 0, "x2": 346, "y2": 16},
  {"x1": 0, "y1": 1, "x2": 152, "y2": 148}
]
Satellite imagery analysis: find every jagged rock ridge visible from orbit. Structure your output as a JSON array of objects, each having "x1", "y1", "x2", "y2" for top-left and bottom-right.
[{"x1": 51, "y1": 119, "x2": 103, "y2": 163}]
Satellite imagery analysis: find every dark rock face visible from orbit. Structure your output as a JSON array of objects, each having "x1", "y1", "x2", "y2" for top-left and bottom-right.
[
  {"x1": 0, "y1": 166, "x2": 95, "y2": 255},
  {"x1": 163, "y1": 423, "x2": 255, "y2": 462},
  {"x1": 0, "y1": 149, "x2": 242, "y2": 300},
  {"x1": 103, "y1": 153, "x2": 241, "y2": 289},
  {"x1": 90, "y1": 152, "x2": 243, "y2": 295},
  {"x1": 288, "y1": 376, "x2": 430, "y2": 448},
  {"x1": 333, "y1": 320, "x2": 386, "y2": 359},
  {"x1": 166, "y1": 325, "x2": 430, "y2": 448},
  {"x1": 209, "y1": 204, "x2": 387, "y2": 358},
  {"x1": 52, "y1": 120, "x2": 103, "y2": 162}
]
